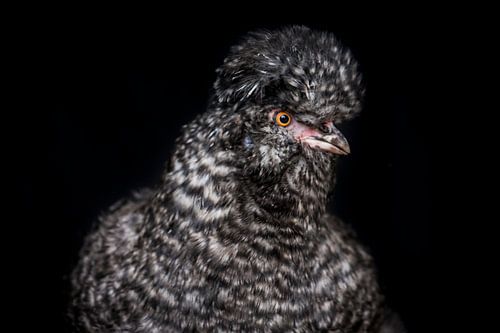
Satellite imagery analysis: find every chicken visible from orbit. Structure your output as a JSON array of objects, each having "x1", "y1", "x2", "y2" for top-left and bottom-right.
[{"x1": 70, "y1": 26, "x2": 404, "y2": 332}]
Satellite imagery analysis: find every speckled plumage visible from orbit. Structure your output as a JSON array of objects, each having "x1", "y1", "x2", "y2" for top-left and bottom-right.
[{"x1": 71, "y1": 26, "x2": 403, "y2": 332}]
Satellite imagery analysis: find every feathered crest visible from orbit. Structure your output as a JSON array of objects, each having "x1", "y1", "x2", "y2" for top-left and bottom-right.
[
  {"x1": 213, "y1": 29, "x2": 283, "y2": 104},
  {"x1": 213, "y1": 26, "x2": 364, "y2": 121}
]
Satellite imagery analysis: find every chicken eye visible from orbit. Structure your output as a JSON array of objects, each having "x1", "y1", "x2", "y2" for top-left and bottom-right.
[{"x1": 275, "y1": 111, "x2": 292, "y2": 127}]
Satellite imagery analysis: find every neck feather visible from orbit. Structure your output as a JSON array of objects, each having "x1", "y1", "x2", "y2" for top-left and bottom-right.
[{"x1": 150, "y1": 109, "x2": 335, "y2": 244}]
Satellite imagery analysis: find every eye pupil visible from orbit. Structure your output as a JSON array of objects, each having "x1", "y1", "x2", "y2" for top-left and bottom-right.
[{"x1": 275, "y1": 111, "x2": 292, "y2": 126}]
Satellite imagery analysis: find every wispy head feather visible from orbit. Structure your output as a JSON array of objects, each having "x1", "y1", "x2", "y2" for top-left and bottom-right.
[{"x1": 214, "y1": 26, "x2": 364, "y2": 122}]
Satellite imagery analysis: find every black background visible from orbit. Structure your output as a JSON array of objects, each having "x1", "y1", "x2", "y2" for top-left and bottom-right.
[{"x1": 14, "y1": 10, "x2": 461, "y2": 332}]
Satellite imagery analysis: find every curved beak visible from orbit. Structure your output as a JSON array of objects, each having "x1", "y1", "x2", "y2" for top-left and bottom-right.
[
  {"x1": 280, "y1": 111, "x2": 351, "y2": 155},
  {"x1": 301, "y1": 125, "x2": 351, "y2": 155}
]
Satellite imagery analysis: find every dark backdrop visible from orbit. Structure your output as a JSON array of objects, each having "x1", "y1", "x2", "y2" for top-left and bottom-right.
[{"x1": 16, "y1": 13, "x2": 442, "y2": 332}]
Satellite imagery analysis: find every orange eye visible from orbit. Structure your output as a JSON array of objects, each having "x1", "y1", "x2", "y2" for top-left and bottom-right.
[{"x1": 275, "y1": 111, "x2": 292, "y2": 127}]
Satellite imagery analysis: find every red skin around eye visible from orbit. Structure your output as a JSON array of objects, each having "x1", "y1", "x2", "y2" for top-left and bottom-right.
[
  {"x1": 268, "y1": 110, "x2": 323, "y2": 142},
  {"x1": 288, "y1": 121, "x2": 322, "y2": 141}
]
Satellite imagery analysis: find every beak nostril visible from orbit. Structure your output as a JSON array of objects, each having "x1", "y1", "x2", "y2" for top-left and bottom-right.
[{"x1": 320, "y1": 124, "x2": 331, "y2": 134}]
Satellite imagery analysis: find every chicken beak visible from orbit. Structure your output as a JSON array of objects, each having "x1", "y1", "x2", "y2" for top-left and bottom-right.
[{"x1": 301, "y1": 125, "x2": 351, "y2": 155}]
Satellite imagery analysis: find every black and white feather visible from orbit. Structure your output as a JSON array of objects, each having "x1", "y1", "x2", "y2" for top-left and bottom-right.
[
  {"x1": 70, "y1": 26, "x2": 404, "y2": 332},
  {"x1": 214, "y1": 26, "x2": 363, "y2": 122}
]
